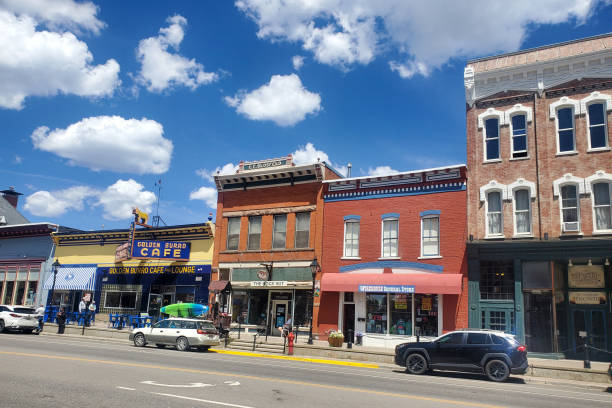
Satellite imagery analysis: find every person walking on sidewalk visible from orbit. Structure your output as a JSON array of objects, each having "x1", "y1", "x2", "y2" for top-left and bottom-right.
[
  {"x1": 35, "y1": 304, "x2": 45, "y2": 334},
  {"x1": 56, "y1": 308, "x2": 66, "y2": 334},
  {"x1": 87, "y1": 300, "x2": 96, "y2": 326}
]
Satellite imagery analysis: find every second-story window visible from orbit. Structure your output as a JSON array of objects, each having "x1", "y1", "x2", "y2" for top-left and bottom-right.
[
  {"x1": 511, "y1": 114, "x2": 528, "y2": 158},
  {"x1": 587, "y1": 103, "x2": 608, "y2": 150},
  {"x1": 421, "y1": 216, "x2": 439, "y2": 256},
  {"x1": 272, "y1": 214, "x2": 287, "y2": 249},
  {"x1": 381, "y1": 218, "x2": 399, "y2": 258},
  {"x1": 295, "y1": 212, "x2": 310, "y2": 248},
  {"x1": 226, "y1": 217, "x2": 240, "y2": 250},
  {"x1": 344, "y1": 220, "x2": 360, "y2": 257},
  {"x1": 513, "y1": 189, "x2": 531, "y2": 235},
  {"x1": 560, "y1": 185, "x2": 580, "y2": 232},
  {"x1": 593, "y1": 182, "x2": 612, "y2": 231},
  {"x1": 486, "y1": 191, "x2": 503, "y2": 236},
  {"x1": 247, "y1": 216, "x2": 262, "y2": 250},
  {"x1": 556, "y1": 107, "x2": 575, "y2": 153},
  {"x1": 484, "y1": 117, "x2": 500, "y2": 161}
]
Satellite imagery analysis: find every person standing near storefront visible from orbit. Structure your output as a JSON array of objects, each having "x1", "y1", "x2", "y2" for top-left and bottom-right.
[
  {"x1": 35, "y1": 304, "x2": 45, "y2": 334},
  {"x1": 88, "y1": 301, "x2": 96, "y2": 326},
  {"x1": 56, "y1": 308, "x2": 66, "y2": 334}
]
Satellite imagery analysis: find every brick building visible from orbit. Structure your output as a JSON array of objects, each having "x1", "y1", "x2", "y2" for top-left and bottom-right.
[
  {"x1": 211, "y1": 155, "x2": 342, "y2": 338},
  {"x1": 465, "y1": 34, "x2": 612, "y2": 358},
  {"x1": 319, "y1": 165, "x2": 468, "y2": 348}
]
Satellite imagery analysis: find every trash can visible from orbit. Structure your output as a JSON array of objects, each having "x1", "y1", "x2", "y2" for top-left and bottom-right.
[{"x1": 355, "y1": 333, "x2": 363, "y2": 346}]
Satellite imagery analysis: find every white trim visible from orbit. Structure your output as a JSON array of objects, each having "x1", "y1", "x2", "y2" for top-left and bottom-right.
[
  {"x1": 507, "y1": 178, "x2": 536, "y2": 198},
  {"x1": 485, "y1": 190, "x2": 504, "y2": 238},
  {"x1": 504, "y1": 103, "x2": 533, "y2": 123},
  {"x1": 343, "y1": 219, "x2": 360, "y2": 258},
  {"x1": 586, "y1": 170, "x2": 612, "y2": 234},
  {"x1": 556, "y1": 181, "x2": 582, "y2": 234},
  {"x1": 437, "y1": 295, "x2": 443, "y2": 337},
  {"x1": 553, "y1": 173, "x2": 585, "y2": 196},
  {"x1": 380, "y1": 218, "x2": 399, "y2": 259},
  {"x1": 478, "y1": 107, "x2": 505, "y2": 128},
  {"x1": 323, "y1": 164, "x2": 466, "y2": 184},
  {"x1": 552, "y1": 101, "x2": 578, "y2": 154},
  {"x1": 219, "y1": 261, "x2": 313, "y2": 268},
  {"x1": 582, "y1": 93, "x2": 610, "y2": 151},
  {"x1": 549, "y1": 96, "x2": 581, "y2": 118},
  {"x1": 420, "y1": 214, "x2": 440, "y2": 258},
  {"x1": 585, "y1": 170, "x2": 612, "y2": 194},
  {"x1": 511, "y1": 187, "x2": 532, "y2": 236},
  {"x1": 507, "y1": 109, "x2": 529, "y2": 159},
  {"x1": 580, "y1": 91, "x2": 612, "y2": 113},
  {"x1": 479, "y1": 180, "x2": 509, "y2": 201}
]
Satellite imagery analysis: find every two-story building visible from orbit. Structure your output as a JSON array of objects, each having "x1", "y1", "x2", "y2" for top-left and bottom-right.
[
  {"x1": 319, "y1": 165, "x2": 469, "y2": 348},
  {"x1": 211, "y1": 155, "x2": 342, "y2": 337},
  {"x1": 465, "y1": 34, "x2": 612, "y2": 358}
]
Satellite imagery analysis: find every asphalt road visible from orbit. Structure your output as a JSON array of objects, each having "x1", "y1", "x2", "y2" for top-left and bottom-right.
[{"x1": 0, "y1": 333, "x2": 611, "y2": 408}]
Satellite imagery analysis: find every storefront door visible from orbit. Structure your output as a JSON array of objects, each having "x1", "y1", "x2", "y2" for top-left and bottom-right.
[
  {"x1": 343, "y1": 303, "x2": 355, "y2": 343},
  {"x1": 571, "y1": 308, "x2": 607, "y2": 357},
  {"x1": 162, "y1": 293, "x2": 175, "y2": 308},
  {"x1": 148, "y1": 293, "x2": 162, "y2": 317},
  {"x1": 272, "y1": 300, "x2": 288, "y2": 333}
]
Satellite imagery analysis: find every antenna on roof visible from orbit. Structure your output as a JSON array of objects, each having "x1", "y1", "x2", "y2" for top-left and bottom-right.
[{"x1": 152, "y1": 179, "x2": 166, "y2": 227}]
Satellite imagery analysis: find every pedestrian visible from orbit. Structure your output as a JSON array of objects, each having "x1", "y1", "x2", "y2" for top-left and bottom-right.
[
  {"x1": 35, "y1": 303, "x2": 45, "y2": 334},
  {"x1": 87, "y1": 300, "x2": 96, "y2": 326},
  {"x1": 57, "y1": 308, "x2": 66, "y2": 334},
  {"x1": 78, "y1": 297, "x2": 86, "y2": 314}
]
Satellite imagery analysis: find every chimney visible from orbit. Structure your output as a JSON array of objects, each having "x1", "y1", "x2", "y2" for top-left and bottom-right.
[
  {"x1": 347, "y1": 163, "x2": 352, "y2": 178},
  {"x1": 1, "y1": 186, "x2": 23, "y2": 208}
]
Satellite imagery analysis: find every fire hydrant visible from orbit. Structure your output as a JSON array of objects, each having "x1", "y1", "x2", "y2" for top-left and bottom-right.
[{"x1": 287, "y1": 331, "x2": 295, "y2": 355}]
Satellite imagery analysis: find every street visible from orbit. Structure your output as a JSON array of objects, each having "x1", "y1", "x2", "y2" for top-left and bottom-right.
[{"x1": 0, "y1": 334, "x2": 610, "y2": 408}]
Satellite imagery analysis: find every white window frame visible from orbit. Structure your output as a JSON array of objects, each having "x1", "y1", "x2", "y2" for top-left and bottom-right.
[
  {"x1": 580, "y1": 91, "x2": 611, "y2": 152},
  {"x1": 478, "y1": 108, "x2": 504, "y2": 163},
  {"x1": 512, "y1": 188, "x2": 532, "y2": 236},
  {"x1": 226, "y1": 217, "x2": 241, "y2": 251},
  {"x1": 553, "y1": 173, "x2": 586, "y2": 234},
  {"x1": 272, "y1": 214, "x2": 287, "y2": 249},
  {"x1": 294, "y1": 212, "x2": 311, "y2": 249},
  {"x1": 550, "y1": 96, "x2": 580, "y2": 155},
  {"x1": 586, "y1": 170, "x2": 612, "y2": 234},
  {"x1": 343, "y1": 219, "x2": 360, "y2": 258},
  {"x1": 420, "y1": 215, "x2": 440, "y2": 258},
  {"x1": 559, "y1": 183, "x2": 581, "y2": 234},
  {"x1": 380, "y1": 217, "x2": 399, "y2": 259},
  {"x1": 485, "y1": 191, "x2": 504, "y2": 238},
  {"x1": 509, "y1": 113, "x2": 528, "y2": 159},
  {"x1": 247, "y1": 216, "x2": 262, "y2": 250}
]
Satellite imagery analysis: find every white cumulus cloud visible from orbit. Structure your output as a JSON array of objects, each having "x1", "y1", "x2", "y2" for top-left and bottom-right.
[
  {"x1": 292, "y1": 55, "x2": 305, "y2": 70},
  {"x1": 189, "y1": 186, "x2": 218, "y2": 209},
  {"x1": 225, "y1": 74, "x2": 321, "y2": 126},
  {"x1": 0, "y1": 10, "x2": 120, "y2": 110},
  {"x1": 137, "y1": 15, "x2": 218, "y2": 92},
  {"x1": 367, "y1": 165, "x2": 399, "y2": 177},
  {"x1": 31, "y1": 115, "x2": 173, "y2": 174},
  {"x1": 235, "y1": 0, "x2": 604, "y2": 77},
  {"x1": 196, "y1": 163, "x2": 239, "y2": 182},
  {"x1": 96, "y1": 179, "x2": 156, "y2": 220},
  {"x1": 24, "y1": 185, "x2": 99, "y2": 217},
  {"x1": 0, "y1": 0, "x2": 105, "y2": 34},
  {"x1": 292, "y1": 142, "x2": 347, "y2": 176}
]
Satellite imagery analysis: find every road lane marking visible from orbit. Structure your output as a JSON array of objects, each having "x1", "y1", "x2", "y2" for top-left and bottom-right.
[
  {"x1": 152, "y1": 392, "x2": 255, "y2": 408},
  {"x1": 141, "y1": 380, "x2": 214, "y2": 388},
  {"x1": 209, "y1": 348, "x2": 379, "y2": 368},
  {"x1": 116, "y1": 386, "x2": 135, "y2": 391},
  {"x1": 224, "y1": 381, "x2": 240, "y2": 386},
  {"x1": 0, "y1": 351, "x2": 504, "y2": 408}
]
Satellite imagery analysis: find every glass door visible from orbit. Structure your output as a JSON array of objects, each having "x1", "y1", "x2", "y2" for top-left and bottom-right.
[
  {"x1": 148, "y1": 293, "x2": 162, "y2": 318},
  {"x1": 571, "y1": 308, "x2": 608, "y2": 359},
  {"x1": 271, "y1": 300, "x2": 288, "y2": 335},
  {"x1": 481, "y1": 307, "x2": 515, "y2": 334}
]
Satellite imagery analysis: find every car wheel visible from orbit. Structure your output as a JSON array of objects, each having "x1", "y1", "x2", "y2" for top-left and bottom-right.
[
  {"x1": 0, "y1": 320, "x2": 5, "y2": 333},
  {"x1": 155, "y1": 344, "x2": 166, "y2": 348},
  {"x1": 405, "y1": 353, "x2": 428, "y2": 375},
  {"x1": 176, "y1": 336, "x2": 190, "y2": 352},
  {"x1": 133, "y1": 333, "x2": 146, "y2": 347},
  {"x1": 485, "y1": 359, "x2": 510, "y2": 382},
  {"x1": 198, "y1": 346, "x2": 210, "y2": 352}
]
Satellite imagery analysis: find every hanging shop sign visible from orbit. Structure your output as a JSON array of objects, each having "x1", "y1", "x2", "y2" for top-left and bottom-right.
[
  {"x1": 568, "y1": 265, "x2": 605, "y2": 288},
  {"x1": 250, "y1": 281, "x2": 287, "y2": 287},
  {"x1": 569, "y1": 291, "x2": 607, "y2": 305},
  {"x1": 130, "y1": 240, "x2": 191, "y2": 261},
  {"x1": 99, "y1": 264, "x2": 210, "y2": 275},
  {"x1": 358, "y1": 285, "x2": 415, "y2": 293},
  {"x1": 115, "y1": 242, "x2": 131, "y2": 262}
]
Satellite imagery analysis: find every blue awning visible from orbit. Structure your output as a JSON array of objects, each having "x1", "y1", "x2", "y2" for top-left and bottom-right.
[{"x1": 43, "y1": 266, "x2": 97, "y2": 291}]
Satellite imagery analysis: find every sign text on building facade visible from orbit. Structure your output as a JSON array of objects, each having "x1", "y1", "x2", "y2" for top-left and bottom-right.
[
  {"x1": 100, "y1": 265, "x2": 209, "y2": 275},
  {"x1": 358, "y1": 285, "x2": 415, "y2": 293},
  {"x1": 130, "y1": 240, "x2": 190, "y2": 261}
]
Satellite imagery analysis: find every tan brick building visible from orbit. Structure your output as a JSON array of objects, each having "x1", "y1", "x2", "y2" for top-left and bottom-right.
[
  {"x1": 465, "y1": 34, "x2": 612, "y2": 358},
  {"x1": 211, "y1": 155, "x2": 341, "y2": 339}
]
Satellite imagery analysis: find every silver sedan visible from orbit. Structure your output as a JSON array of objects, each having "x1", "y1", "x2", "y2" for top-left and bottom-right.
[{"x1": 130, "y1": 318, "x2": 220, "y2": 351}]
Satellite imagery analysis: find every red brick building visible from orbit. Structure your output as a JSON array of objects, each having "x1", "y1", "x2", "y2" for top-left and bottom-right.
[
  {"x1": 465, "y1": 34, "x2": 612, "y2": 358},
  {"x1": 211, "y1": 155, "x2": 341, "y2": 337},
  {"x1": 319, "y1": 165, "x2": 468, "y2": 348}
]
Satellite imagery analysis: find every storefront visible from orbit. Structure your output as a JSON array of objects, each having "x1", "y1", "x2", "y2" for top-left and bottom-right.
[
  {"x1": 42, "y1": 264, "x2": 97, "y2": 312},
  {"x1": 0, "y1": 263, "x2": 44, "y2": 306}
]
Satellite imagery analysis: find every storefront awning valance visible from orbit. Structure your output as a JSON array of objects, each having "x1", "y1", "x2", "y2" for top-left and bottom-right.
[
  {"x1": 209, "y1": 280, "x2": 231, "y2": 293},
  {"x1": 43, "y1": 266, "x2": 97, "y2": 291},
  {"x1": 321, "y1": 273, "x2": 462, "y2": 294}
]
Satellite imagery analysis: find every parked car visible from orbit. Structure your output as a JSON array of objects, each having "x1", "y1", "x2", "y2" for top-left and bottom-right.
[
  {"x1": 0, "y1": 305, "x2": 39, "y2": 334},
  {"x1": 395, "y1": 329, "x2": 528, "y2": 382},
  {"x1": 130, "y1": 318, "x2": 220, "y2": 351}
]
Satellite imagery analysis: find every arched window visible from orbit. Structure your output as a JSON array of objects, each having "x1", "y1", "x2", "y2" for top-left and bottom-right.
[
  {"x1": 510, "y1": 114, "x2": 528, "y2": 158},
  {"x1": 556, "y1": 107, "x2": 576, "y2": 153},
  {"x1": 586, "y1": 102, "x2": 608, "y2": 150},
  {"x1": 592, "y1": 182, "x2": 612, "y2": 231},
  {"x1": 513, "y1": 189, "x2": 531, "y2": 235},
  {"x1": 560, "y1": 185, "x2": 580, "y2": 232},
  {"x1": 484, "y1": 117, "x2": 500, "y2": 161},
  {"x1": 486, "y1": 191, "x2": 503, "y2": 237}
]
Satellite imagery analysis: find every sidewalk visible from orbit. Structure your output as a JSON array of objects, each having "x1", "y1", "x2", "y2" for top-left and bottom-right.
[{"x1": 39, "y1": 322, "x2": 612, "y2": 386}]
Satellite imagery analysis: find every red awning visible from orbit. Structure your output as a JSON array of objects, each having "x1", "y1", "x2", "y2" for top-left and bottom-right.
[
  {"x1": 321, "y1": 273, "x2": 462, "y2": 294},
  {"x1": 209, "y1": 280, "x2": 231, "y2": 293}
]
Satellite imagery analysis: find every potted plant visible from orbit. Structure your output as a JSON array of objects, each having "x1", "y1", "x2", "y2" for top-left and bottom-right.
[{"x1": 327, "y1": 331, "x2": 344, "y2": 347}]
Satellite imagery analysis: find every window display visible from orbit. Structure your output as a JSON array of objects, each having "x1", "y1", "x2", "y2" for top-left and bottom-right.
[
  {"x1": 415, "y1": 294, "x2": 438, "y2": 336},
  {"x1": 390, "y1": 294, "x2": 412, "y2": 335},
  {"x1": 366, "y1": 293, "x2": 387, "y2": 334}
]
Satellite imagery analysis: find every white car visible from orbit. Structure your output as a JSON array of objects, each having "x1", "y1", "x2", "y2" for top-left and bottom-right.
[
  {"x1": 0, "y1": 305, "x2": 39, "y2": 333},
  {"x1": 130, "y1": 318, "x2": 220, "y2": 351}
]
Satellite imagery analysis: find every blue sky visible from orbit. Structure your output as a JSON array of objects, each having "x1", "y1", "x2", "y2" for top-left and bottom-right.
[{"x1": 2, "y1": 0, "x2": 612, "y2": 230}]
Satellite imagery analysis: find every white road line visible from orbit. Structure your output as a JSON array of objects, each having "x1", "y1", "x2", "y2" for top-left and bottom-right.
[
  {"x1": 116, "y1": 386, "x2": 136, "y2": 391},
  {"x1": 152, "y1": 392, "x2": 256, "y2": 408}
]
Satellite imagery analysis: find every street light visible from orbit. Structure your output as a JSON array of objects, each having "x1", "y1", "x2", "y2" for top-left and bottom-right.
[
  {"x1": 47, "y1": 259, "x2": 61, "y2": 309},
  {"x1": 307, "y1": 257, "x2": 320, "y2": 345}
]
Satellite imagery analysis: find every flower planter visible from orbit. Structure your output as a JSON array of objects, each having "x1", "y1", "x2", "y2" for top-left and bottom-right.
[{"x1": 328, "y1": 336, "x2": 344, "y2": 347}]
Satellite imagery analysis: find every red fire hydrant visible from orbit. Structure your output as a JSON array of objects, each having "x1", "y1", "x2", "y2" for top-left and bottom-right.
[{"x1": 287, "y1": 331, "x2": 295, "y2": 355}]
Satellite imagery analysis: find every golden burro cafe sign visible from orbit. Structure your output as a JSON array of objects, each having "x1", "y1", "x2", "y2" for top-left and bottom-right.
[{"x1": 130, "y1": 240, "x2": 191, "y2": 261}]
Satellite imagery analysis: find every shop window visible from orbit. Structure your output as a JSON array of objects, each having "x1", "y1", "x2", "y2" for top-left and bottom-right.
[
  {"x1": 511, "y1": 114, "x2": 528, "y2": 158},
  {"x1": 486, "y1": 191, "x2": 503, "y2": 236},
  {"x1": 295, "y1": 212, "x2": 310, "y2": 248},
  {"x1": 293, "y1": 290, "x2": 310, "y2": 327},
  {"x1": 104, "y1": 291, "x2": 137, "y2": 309},
  {"x1": 14, "y1": 281, "x2": 26, "y2": 305},
  {"x1": 556, "y1": 107, "x2": 576, "y2": 153},
  {"x1": 344, "y1": 220, "x2": 360, "y2": 257},
  {"x1": 421, "y1": 216, "x2": 439, "y2": 256},
  {"x1": 231, "y1": 291, "x2": 248, "y2": 323},
  {"x1": 226, "y1": 217, "x2": 240, "y2": 250},
  {"x1": 415, "y1": 294, "x2": 438, "y2": 336},
  {"x1": 381, "y1": 218, "x2": 399, "y2": 258},
  {"x1": 390, "y1": 294, "x2": 412, "y2": 335},
  {"x1": 560, "y1": 184, "x2": 580, "y2": 232},
  {"x1": 247, "y1": 216, "x2": 262, "y2": 250},
  {"x1": 522, "y1": 262, "x2": 552, "y2": 289},
  {"x1": 513, "y1": 189, "x2": 531, "y2": 235},
  {"x1": 479, "y1": 261, "x2": 514, "y2": 300},
  {"x1": 366, "y1": 293, "x2": 388, "y2": 334},
  {"x1": 587, "y1": 102, "x2": 608, "y2": 149},
  {"x1": 247, "y1": 290, "x2": 267, "y2": 325},
  {"x1": 272, "y1": 214, "x2": 287, "y2": 249},
  {"x1": 592, "y1": 182, "x2": 612, "y2": 231},
  {"x1": 484, "y1": 117, "x2": 500, "y2": 161},
  {"x1": 524, "y1": 292, "x2": 554, "y2": 353}
]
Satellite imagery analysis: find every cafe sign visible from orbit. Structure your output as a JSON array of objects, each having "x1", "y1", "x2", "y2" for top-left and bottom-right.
[
  {"x1": 569, "y1": 291, "x2": 607, "y2": 305},
  {"x1": 568, "y1": 265, "x2": 605, "y2": 288},
  {"x1": 131, "y1": 240, "x2": 190, "y2": 261}
]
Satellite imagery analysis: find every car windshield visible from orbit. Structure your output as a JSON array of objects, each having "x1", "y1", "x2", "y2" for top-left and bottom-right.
[{"x1": 13, "y1": 308, "x2": 35, "y2": 314}]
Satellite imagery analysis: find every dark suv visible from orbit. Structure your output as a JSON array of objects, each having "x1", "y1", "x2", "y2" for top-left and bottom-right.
[{"x1": 395, "y1": 329, "x2": 528, "y2": 382}]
